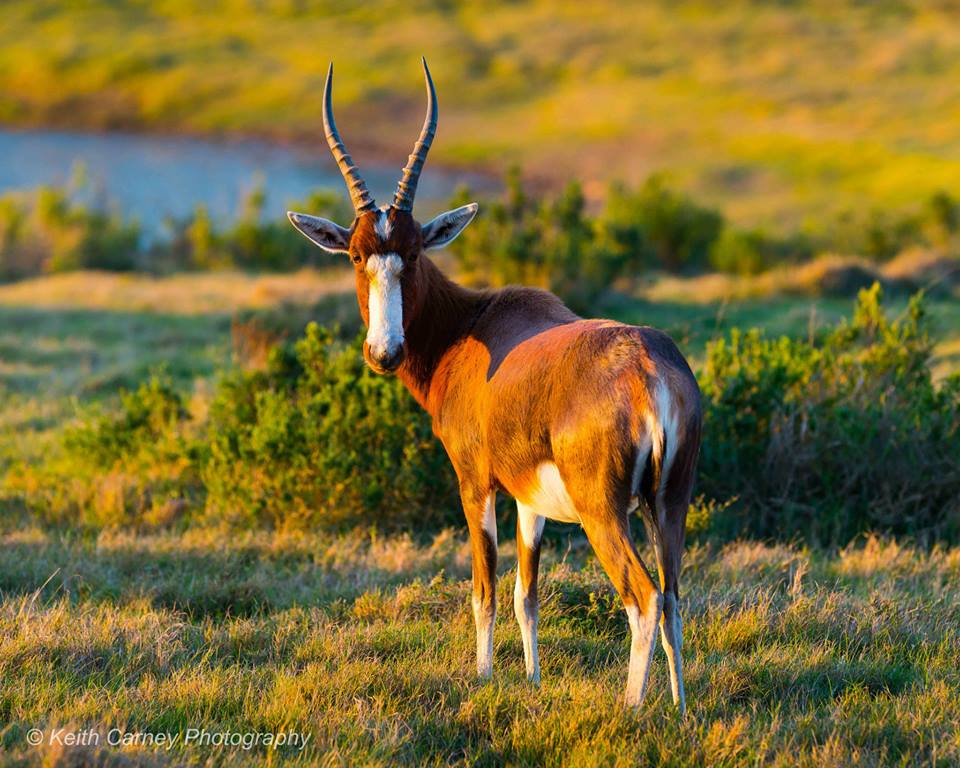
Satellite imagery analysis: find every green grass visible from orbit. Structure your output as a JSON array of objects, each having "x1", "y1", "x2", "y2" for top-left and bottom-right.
[
  {"x1": 1, "y1": 272, "x2": 958, "y2": 764},
  {"x1": 1, "y1": 268, "x2": 956, "y2": 474},
  {"x1": 0, "y1": 270, "x2": 354, "y2": 466},
  {"x1": 3, "y1": 1, "x2": 960, "y2": 227},
  {"x1": 1, "y1": 528, "x2": 958, "y2": 765}
]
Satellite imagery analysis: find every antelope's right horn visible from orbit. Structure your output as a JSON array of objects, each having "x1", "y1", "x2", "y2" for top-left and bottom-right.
[{"x1": 392, "y1": 57, "x2": 438, "y2": 212}]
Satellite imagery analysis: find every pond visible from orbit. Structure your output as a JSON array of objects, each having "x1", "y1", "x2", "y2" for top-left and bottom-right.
[{"x1": 0, "y1": 128, "x2": 494, "y2": 237}]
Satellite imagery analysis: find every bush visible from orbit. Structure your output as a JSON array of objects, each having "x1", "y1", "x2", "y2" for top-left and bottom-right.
[
  {"x1": 202, "y1": 324, "x2": 459, "y2": 530},
  {"x1": 448, "y1": 170, "x2": 615, "y2": 309},
  {"x1": 157, "y1": 187, "x2": 353, "y2": 272},
  {"x1": 10, "y1": 285, "x2": 959, "y2": 546},
  {"x1": 709, "y1": 228, "x2": 817, "y2": 276},
  {"x1": 3, "y1": 173, "x2": 954, "y2": 285},
  {"x1": 700, "y1": 283, "x2": 960, "y2": 544},
  {"x1": 63, "y1": 375, "x2": 187, "y2": 467},
  {"x1": 709, "y1": 228, "x2": 771, "y2": 275},
  {"x1": 612, "y1": 174, "x2": 724, "y2": 272},
  {"x1": 449, "y1": 170, "x2": 724, "y2": 307},
  {"x1": 0, "y1": 183, "x2": 141, "y2": 278},
  {"x1": 5, "y1": 375, "x2": 198, "y2": 528}
]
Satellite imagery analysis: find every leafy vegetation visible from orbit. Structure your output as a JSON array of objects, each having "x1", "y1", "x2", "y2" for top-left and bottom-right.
[
  {"x1": 2, "y1": 167, "x2": 957, "y2": 309},
  {"x1": 0, "y1": 178, "x2": 350, "y2": 278},
  {"x1": 450, "y1": 171, "x2": 959, "y2": 298},
  {"x1": 0, "y1": 183, "x2": 140, "y2": 279},
  {"x1": 701, "y1": 284, "x2": 960, "y2": 544},
  {"x1": 6, "y1": 282, "x2": 957, "y2": 546},
  {"x1": 202, "y1": 324, "x2": 457, "y2": 530}
]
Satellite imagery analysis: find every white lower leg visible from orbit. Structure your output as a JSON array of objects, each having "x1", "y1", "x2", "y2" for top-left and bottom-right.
[
  {"x1": 625, "y1": 593, "x2": 663, "y2": 706},
  {"x1": 473, "y1": 595, "x2": 495, "y2": 679},
  {"x1": 659, "y1": 593, "x2": 686, "y2": 714},
  {"x1": 514, "y1": 572, "x2": 540, "y2": 683}
]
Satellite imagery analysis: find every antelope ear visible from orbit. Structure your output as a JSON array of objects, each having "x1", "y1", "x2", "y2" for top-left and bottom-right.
[
  {"x1": 287, "y1": 211, "x2": 351, "y2": 254},
  {"x1": 421, "y1": 203, "x2": 478, "y2": 250}
]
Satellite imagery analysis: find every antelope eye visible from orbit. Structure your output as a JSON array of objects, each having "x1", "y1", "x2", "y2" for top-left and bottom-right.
[{"x1": 351, "y1": 253, "x2": 362, "y2": 265}]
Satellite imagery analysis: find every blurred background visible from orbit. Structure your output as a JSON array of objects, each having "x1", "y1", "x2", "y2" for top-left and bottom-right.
[{"x1": 2, "y1": 0, "x2": 960, "y2": 268}]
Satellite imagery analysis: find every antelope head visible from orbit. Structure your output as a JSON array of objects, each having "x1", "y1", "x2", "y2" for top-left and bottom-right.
[{"x1": 288, "y1": 59, "x2": 478, "y2": 374}]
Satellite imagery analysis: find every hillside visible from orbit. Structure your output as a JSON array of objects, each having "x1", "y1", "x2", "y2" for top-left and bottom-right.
[{"x1": 3, "y1": 1, "x2": 960, "y2": 227}]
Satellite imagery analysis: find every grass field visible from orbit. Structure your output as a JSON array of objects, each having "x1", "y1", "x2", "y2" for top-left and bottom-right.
[
  {"x1": 1, "y1": 528, "x2": 958, "y2": 765},
  {"x1": 4, "y1": 1, "x2": 960, "y2": 227},
  {"x1": 1, "y1": 270, "x2": 958, "y2": 764}
]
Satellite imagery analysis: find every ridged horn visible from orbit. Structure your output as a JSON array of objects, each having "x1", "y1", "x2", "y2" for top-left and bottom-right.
[
  {"x1": 392, "y1": 57, "x2": 437, "y2": 212},
  {"x1": 323, "y1": 63, "x2": 376, "y2": 214}
]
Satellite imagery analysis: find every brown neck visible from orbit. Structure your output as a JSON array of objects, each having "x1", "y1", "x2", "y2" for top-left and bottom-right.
[{"x1": 397, "y1": 256, "x2": 488, "y2": 413}]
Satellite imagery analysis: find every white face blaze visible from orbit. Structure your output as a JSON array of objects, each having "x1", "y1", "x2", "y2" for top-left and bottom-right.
[{"x1": 365, "y1": 251, "x2": 404, "y2": 363}]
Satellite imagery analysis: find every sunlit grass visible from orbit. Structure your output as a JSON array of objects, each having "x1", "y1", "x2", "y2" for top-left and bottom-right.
[
  {"x1": 0, "y1": 528, "x2": 957, "y2": 765},
  {"x1": 0, "y1": 269, "x2": 354, "y2": 315}
]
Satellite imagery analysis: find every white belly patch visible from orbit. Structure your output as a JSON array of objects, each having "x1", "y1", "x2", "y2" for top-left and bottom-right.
[{"x1": 519, "y1": 462, "x2": 581, "y2": 524}]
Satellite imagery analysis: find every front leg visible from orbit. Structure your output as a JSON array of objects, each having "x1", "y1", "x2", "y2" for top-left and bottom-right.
[
  {"x1": 514, "y1": 500, "x2": 544, "y2": 683},
  {"x1": 463, "y1": 487, "x2": 497, "y2": 679}
]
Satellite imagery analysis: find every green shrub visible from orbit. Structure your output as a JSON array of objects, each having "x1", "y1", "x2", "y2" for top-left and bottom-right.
[
  {"x1": 449, "y1": 170, "x2": 614, "y2": 309},
  {"x1": 6, "y1": 375, "x2": 198, "y2": 528},
  {"x1": 157, "y1": 187, "x2": 353, "y2": 272},
  {"x1": 612, "y1": 174, "x2": 724, "y2": 272},
  {"x1": 708, "y1": 228, "x2": 816, "y2": 276},
  {"x1": 10, "y1": 286, "x2": 959, "y2": 546},
  {"x1": 0, "y1": 183, "x2": 141, "y2": 277},
  {"x1": 1, "y1": 173, "x2": 954, "y2": 284},
  {"x1": 709, "y1": 228, "x2": 770, "y2": 275},
  {"x1": 202, "y1": 324, "x2": 459, "y2": 530},
  {"x1": 449, "y1": 171, "x2": 724, "y2": 306},
  {"x1": 700, "y1": 283, "x2": 960, "y2": 543},
  {"x1": 63, "y1": 375, "x2": 187, "y2": 467}
]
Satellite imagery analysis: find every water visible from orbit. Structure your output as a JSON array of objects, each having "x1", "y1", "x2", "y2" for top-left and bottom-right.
[{"x1": 0, "y1": 128, "x2": 493, "y2": 237}]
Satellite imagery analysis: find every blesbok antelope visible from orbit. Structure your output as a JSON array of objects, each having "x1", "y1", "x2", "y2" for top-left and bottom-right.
[{"x1": 288, "y1": 59, "x2": 702, "y2": 711}]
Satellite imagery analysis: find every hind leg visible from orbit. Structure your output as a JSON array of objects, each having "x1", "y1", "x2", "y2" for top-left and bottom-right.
[
  {"x1": 642, "y1": 503, "x2": 686, "y2": 714},
  {"x1": 649, "y1": 447, "x2": 696, "y2": 715},
  {"x1": 581, "y1": 512, "x2": 663, "y2": 706},
  {"x1": 659, "y1": 588, "x2": 685, "y2": 713}
]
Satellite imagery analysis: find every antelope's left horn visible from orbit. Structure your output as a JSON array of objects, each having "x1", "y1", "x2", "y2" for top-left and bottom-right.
[
  {"x1": 323, "y1": 63, "x2": 377, "y2": 214},
  {"x1": 392, "y1": 57, "x2": 438, "y2": 212}
]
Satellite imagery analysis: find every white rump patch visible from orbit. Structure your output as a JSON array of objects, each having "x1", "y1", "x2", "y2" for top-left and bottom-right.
[
  {"x1": 631, "y1": 382, "x2": 679, "y2": 513},
  {"x1": 520, "y1": 462, "x2": 580, "y2": 524},
  {"x1": 365, "y1": 252, "x2": 404, "y2": 360},
  {"x1": 656, "y1": 382, "x2": 679, "y2": 484},
  {"x1": 654, "y1": 382, "x2": 679, "y2": 522}
]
